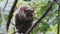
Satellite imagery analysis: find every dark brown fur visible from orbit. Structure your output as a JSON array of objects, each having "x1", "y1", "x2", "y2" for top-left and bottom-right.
[{"x1": 15, "y1": 6, "x2": 34, "y2": 34}]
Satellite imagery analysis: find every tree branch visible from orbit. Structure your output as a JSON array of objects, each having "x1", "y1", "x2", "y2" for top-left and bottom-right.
[
  {"x1": 25, "y1": 3, "x2": 52, "y2": 34},
  {"x1": 6, "y1": 0, "x2": 18, "y2": 31},
  {"x1": 0, "y1": 0, "x2": 8, "y2": 34},
  {"x1": 3, "y1": 0, "x2": 8, "y2": 11}
]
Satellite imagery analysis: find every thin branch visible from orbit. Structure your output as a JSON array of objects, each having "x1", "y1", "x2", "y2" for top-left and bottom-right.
[
  {"x1": 0, "y1": 0, "x2": 8, "y2": 34},
  {"x1": 0, "y1": 9, "x2": 7, "y2": 34},
  {"x1": 25, "y1": 3, "x2": 52, "y2": 34},
  {"x1": 3, "y1": 0, "x2": 8, "y2": 11},
  {"x1": 6, "y1": 0, "x2": 18, "y2": 31}
]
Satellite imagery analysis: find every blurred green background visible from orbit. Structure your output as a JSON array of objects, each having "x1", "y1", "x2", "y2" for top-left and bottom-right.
[{"x1": 0, "y1": 0, "x2": 60, "y2": 34}]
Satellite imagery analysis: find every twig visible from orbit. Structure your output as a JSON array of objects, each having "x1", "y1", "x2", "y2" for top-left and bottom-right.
[
  {"x1": 25, "y1": 3, "x2": 52, "y2": 34},
  {"x1": 0, "y1": 0, "x2": 8, "y2": 34},
  {"x1": 6, "y1": 0, "x2": 18, "y2": 31},
  {"x1": 3, "y1": 0, "x2": 8, "y2": 11}
]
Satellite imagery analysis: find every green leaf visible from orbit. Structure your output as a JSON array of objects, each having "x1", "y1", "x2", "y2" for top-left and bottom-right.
[
  {"x1": 4, "y1": 14, "x2": 8, "y2": 21},
  {"x1": 37, "y1": 6, "x2": 47, "y2": 14},
  {"x1": 0, "y1": 18, "x2": 2, "y2": 24}
]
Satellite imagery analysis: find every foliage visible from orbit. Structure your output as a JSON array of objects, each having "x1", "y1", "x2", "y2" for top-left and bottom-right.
[
  {"x1": 0, "y1": 18, "x2": 2, "y2": 25},
  {"x1": 0, "y1": 14, "x2": 2, "y2": 25},
  {"x1": 0, "y1": 0, "x2": 59, "y2": 34},
  {"x1": 0, "y1": 0, "x2": 2, "y2": 2},
  {"x1": 9, "y1": 0, "x2": 58, "y2": 34},
  {"x1": 4, "y1": 14, "x2": 8, "y2": 21},
  {"x1": 0, "y1": 14, "x2": 1, "y2": 18},
  {"x1": 16, "y1": 1, "x2": 30, "y2": 9}
]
